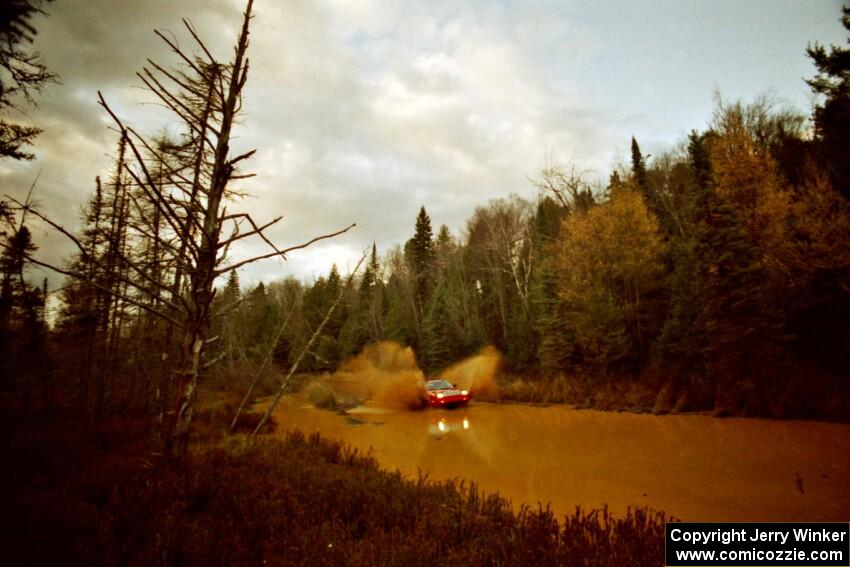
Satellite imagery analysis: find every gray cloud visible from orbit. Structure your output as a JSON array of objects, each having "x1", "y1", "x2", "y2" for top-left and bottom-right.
[{"x1": 2, "y1": 0, "x2": 843, "y2": 293}]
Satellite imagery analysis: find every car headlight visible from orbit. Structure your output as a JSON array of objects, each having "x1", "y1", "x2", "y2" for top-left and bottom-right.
[
  {"x1": 436, "y1": 393, "x2": 444, "y2": 399},
  {"x1": 461, "y1": 390, "x2": 468, "y2": 396}
]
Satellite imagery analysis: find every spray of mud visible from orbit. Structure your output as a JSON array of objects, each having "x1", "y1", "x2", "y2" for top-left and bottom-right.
[
  {"x1": 329, "y1": 341, "x2": 502, "y2": 410},
  {"x1": 332, "y1": 341, "x2": 428, "y2": 410},
  {"x1": 435, "y1": 345, "x2": 501, "y2": 401}
]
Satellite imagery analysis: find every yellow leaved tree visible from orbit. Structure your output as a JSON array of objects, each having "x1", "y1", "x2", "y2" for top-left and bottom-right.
[{"x1": 555, "y1": 188, "x2": 666, "y2": 373}]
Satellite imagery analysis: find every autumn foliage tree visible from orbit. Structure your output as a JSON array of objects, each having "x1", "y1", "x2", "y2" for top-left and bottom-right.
[{"x1": 555, "y1": 188, "x2": 665, "y2": 374}]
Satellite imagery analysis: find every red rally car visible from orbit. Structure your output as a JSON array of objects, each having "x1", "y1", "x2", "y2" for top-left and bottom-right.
[{"x1": 425, "y1": 379, "x2": 470, "y2": 409}]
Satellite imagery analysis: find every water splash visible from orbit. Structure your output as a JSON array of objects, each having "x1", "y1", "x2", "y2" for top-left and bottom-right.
[
  {"x1": 435, "y1": 346, "x2": 501, "y2": 401},
  {"x1": 333, "y1": 341, "x2": 427, "y2": 410},
  {"x1": 331, "y1": 342, "x2": 502, "y2": 409}
]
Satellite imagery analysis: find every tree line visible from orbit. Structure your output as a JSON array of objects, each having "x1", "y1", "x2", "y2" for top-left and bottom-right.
[
  {"x1": 207, "y1": 8, "x2": 850, "y2": 418},
  {"x1": 1, "y1": 4, "x2": 849, "y2": 434}
]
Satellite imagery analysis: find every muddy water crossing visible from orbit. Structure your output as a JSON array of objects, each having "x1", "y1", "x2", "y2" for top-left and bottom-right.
[
  {"x1": 326, "y1": 341, "x2": 502, "y2": 408},
  {"x1": 267, "y1": 398, "x2": 850, "y2": 522}
]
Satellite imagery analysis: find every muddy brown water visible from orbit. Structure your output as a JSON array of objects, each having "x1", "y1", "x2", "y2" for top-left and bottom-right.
[{"x1": 266, "y1": 398, "x2": 850, "y2": 522}]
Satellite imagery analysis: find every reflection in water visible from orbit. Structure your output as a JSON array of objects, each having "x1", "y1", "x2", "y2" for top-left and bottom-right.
[
  {"x1": 268, "y1": 399, "x2": 850, "y2": 522},
  {"x1": 429, "y1": 414, "x2": 471, "y2": 436}
]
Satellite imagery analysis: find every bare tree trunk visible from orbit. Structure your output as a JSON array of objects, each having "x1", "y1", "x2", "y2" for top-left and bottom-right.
[
  {"x1": 10, "y1": 0, "x2": 356, "y2": 462},
  {"x1": 96, "y1": 134, "x2": 129, "y2": 421},
  {"x1": 230, "y1": 304, "x2": 293, "y2": 431},
  {"x1": 253, "y1": 252, "x2": 366, "y2": 435},
  {"x1": 166, "y1": 0, "x2": 254, "y2": 459}
]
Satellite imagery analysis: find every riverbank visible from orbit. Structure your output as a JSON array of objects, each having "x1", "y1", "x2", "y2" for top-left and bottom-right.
[
  {"x1": 496, "y1": 372, "x2": 850, "y2": 422},
  {"x1": 0, "y1": 395, "x2": 666, "y2": 566}
]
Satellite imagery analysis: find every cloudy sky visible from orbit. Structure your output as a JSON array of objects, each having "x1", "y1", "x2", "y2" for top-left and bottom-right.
[{"x1": 2, "y1": 0, "x2": 846, "y2": 291}]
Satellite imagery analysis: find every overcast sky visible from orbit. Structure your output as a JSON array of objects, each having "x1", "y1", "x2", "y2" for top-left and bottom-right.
[{"x1": 1, "y1": 0, "x2": 847, "y2": 292}]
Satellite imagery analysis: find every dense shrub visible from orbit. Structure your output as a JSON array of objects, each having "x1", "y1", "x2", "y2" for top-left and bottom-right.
[{"x1": 306, "y1": 380, "x2": 339, "y2": 410}]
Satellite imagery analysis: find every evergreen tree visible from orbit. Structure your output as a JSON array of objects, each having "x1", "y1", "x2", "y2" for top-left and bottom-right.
[
  {"x1": 806, "y1": 5, "x2": 850, "y2": 201},
  {"x1": 353, "y1": 243, "x2": 384, "y2": 348},
  {"x1": 526, "y1": 197, "x2": 570, "y2": 374},
  {"x1": 409, "y1": 206, "x2": 435, "y2": 306},
  {"x1": 656, "y1": 131, "x2": 714, "y2": 396},
  {"x1": 435, "y1": 224, "x2": 452, "y2": 253},
  {"x1": 0, "y1": 0, "x2": 58, "y2": 159},
  {"x1": 421, "y1": 281, "x2": 457, "y2": 373},
  {"x1": 697, "y1": 191, "x2": 787, "y2": 415},
  {"x1": 630, "y1": 136, "x2": 648, "y2": 190},
  {"x1": 244, "y1": 282, "x2": 280, "y2": 360},
  {"x1": 0, "y1": 221, "x2": 47, "y2": 410},
  {"x1": 298, "y1": 266, "x2": 347, "y2": 370},
  {"x1": 224, "y1": 270, "x2": 241, "y2": 304},
  {"x1": 631, "y1": 136, "x2": 668, "y2": 232},
  {"x1": 532, "y1": 257, "x2": 575, "y2": 375},
  {"x1": 218, "y1": 270, "x2": 242, "y2": 368},
  {"x1": 383, "y1": 275, "x2": 415, "y2": 347}
]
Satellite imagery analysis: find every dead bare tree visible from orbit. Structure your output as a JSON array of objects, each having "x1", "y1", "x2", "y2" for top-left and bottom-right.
[
  {"x1": 229, "y1": 299, "x2": 294, "y2": 432},
  {"x1": 532, "y1": 161, "x2": 596, "y2": 213},
  {"x1": 6, "y1": 0, "x2": 355, "y2": 459}
]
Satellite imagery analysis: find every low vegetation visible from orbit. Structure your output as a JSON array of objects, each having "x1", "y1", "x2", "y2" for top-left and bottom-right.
[{"x1": 1, "y1": 404, "x2": 667, "y2": 566}]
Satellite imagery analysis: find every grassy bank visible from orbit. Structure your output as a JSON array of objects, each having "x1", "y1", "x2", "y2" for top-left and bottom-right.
[
  {"x1": 497, "y1": 374, "x2": 661, "y2": 413},
  {"x1": 1, "y1": 398, "x2": 667, "y2": 566},
  {"x1": 496, "y1": 371, "x2": 850, "y2": 421}
]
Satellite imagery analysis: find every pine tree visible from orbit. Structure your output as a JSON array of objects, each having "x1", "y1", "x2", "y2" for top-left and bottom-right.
[
  {"x1": 56, "y1": 177, "x2": 110, "y2": 414},
  {"x1": 383, "y1": 275, "x2": 415, "y2": 347},
  {"x1": 631, "y1": 136, "x2": 668, "y2": 231},
  {"x1": 656, "y1": 131, "x2": 713, "y2": 397},
  {"x1": 528, "y1": 196, "x2": 572, "y2": 375},
  {"x1": 354, "y1": 242, "x2": 383, "y2": 347},
  {"x1": 435, "y1": 224, "x2": 452, "y2": 252},
  {"x1": 0, "y1": 0, "x2": 58, "y2": 160},
  {"x1": 697, "y1": 191, "x2": 787, "y2": 416},
  {"x1": 0, "y1": 220, "x2": 45, "y2": 410},
  {"x1": 806, "y1": 5, "x2": 850, "y2": 201},
  {"x1": 630, "y1": 136, "x2": 648, "y2": 190},
  {"x1": 533, "y1": 257, "x2": 575, "y2": 375},
  {"x1": 421, "y1": 281, "x2": 457, "y2": 373},
  {"x1": 410, "y1": 206, "x2": 435, "y2": 309},
  {"x1": 301, "y1": 266, "x2": 346, "y2": 369},
  {"x1": 224, "y1": 270, "x2": 241, "y2": 303}
]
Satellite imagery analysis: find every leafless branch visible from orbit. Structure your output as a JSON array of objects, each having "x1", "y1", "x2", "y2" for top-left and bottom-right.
[
  {"x1": 6, "y1": 195, "x2": 183, "y2": 309},
  {"x1": 253, "y1": 250, "x2": 367, "y2": 435},
  {"x1": 218, "y1": 213, "x2": 282, "y2": 250},
  {"x1": 2, "y1": 245, "x2": 184, "y2": 329},
  {"x1": 217, "y1": 222, "x2": 356, "y2": 275}
]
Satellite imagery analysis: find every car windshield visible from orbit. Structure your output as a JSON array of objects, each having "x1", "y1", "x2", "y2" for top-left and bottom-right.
[{"x1": 426, "y1": 380, "x2": 454, "y2": 391}]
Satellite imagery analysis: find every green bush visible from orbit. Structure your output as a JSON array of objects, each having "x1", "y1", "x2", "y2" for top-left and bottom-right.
[{"x1": 306, "y1": 380, "x2": 338, "y2": 410}]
